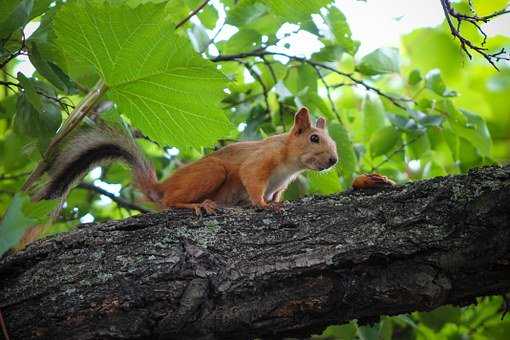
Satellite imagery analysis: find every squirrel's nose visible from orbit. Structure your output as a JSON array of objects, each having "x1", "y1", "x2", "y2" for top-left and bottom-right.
[{"x1": 329, "y1": 157, "x2": 338, "y2": 166}]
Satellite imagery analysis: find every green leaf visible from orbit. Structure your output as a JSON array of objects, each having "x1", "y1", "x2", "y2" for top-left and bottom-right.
[
  {"x1": 188, "y1": 24, "x2": 210, "y2": 53},
  {"x1": 53, "y1": 0, "x2": 232, "y2": 149},
  {"x1": 425, "y1": 69, "x2": 457, "y2": 97},
  {"x1": 2, "y1": 131, "x2": 32, "y2": 171},
  {"x1": 29, "y1": 43, "x2": 77, "y2": 93},
  {"x1": 482, "y1": 321, "x2": 510, "y2": 340},
  {"x1": 324, "y1": 7, "x2": 359, "y2": 55},
  {"x1": 312, "y1": 44, "x2": 344, "y2": 62},
  {"x1": 226, "y1": 0, "x2": 268, "y2": 26},
  {"x1": 198, "y1": 4, "x2": 218, "y2": 29},
  {"x1": 220, "y1": 29, "x2": 261, "y2": 54},
  {"x1": 307, "y1": 169, "x2": 341, "y2": 195},
  {"x1": 416, "y1": 305, "x2": 461, "y2": 331},
  {"x1": 0, "y1": 0, "x2": 52, "y2": 38},
  {"x1": 472, "y1": 0, "x2": 509, "y2": 16},
  {"x1": 0, "y1": 192, "x2": 57, "y2": 256},
  {"x1": 263, "y1": 0, "x2": 330, "y2": 22},
  {"x1": 0, "y1": 193, "x2": 34, "y2": 256},
  {"x1": 408, "y1": 69, "x2": 422, "y2": 86},
  {"x1": 357, "y1": 325, "x2": 379, "y2": 340},
  {"x1": 14, "y1": 75, "x2": 62, "y2": 152},
  {"x1": 370, "y1": 126, "x2": 401, "y2": 157},
  {"x1": 0, "y1": 0, "x2": 32, "y2": 39},
  {"x1": 402, "y1": 27, "x2": 465, "y2": 80},
  {"x1": 357, "y1": 48, "x2": 400, "y2": 76},
  {"x1": 23, "y1": 199, "x2": 58, "y2": 223},
  {"x1": 322, "y1": 321, "x2": 357, "y2": 340},
  {"x1": 284, "y1": 63, "x2": 317, "y2": 95},
  {"x1": 406, "y1": 132, "x2": 430, "y2": 159},
  {"x1": 329, "y1": 122, "x2": 356, "y2": 185},
  {"x1": 361, "y1": 94, "x2": 386, "y2": 142}
]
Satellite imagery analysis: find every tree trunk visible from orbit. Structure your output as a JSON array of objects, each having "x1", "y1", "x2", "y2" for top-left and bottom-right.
[{"x1": 1, "y1": 166, "x2": 509, "y2": 340}]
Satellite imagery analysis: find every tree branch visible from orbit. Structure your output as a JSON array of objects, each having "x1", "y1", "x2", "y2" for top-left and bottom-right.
[
  {"x1": 1, "y1": 166, "x2": 509, "y2": 339},
  {"x1": 440, "y1": 0, "x2": 510, "y2": 70}
]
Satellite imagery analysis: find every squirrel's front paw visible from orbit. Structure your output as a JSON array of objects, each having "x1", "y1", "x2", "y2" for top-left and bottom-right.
[{"x1": 352, "y1": 173, "x2": 395, "y2": 189}]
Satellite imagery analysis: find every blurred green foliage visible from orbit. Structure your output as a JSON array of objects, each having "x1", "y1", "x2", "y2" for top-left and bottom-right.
[{"x1": 0, "y1": 0, "x2": 509, "y2": 338}]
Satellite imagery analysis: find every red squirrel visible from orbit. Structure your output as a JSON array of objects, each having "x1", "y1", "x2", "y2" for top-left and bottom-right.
[
  {"x1": 36, "y1": 107, "x2": 341, "y2": 214},
  {"x1": 37, "y1": 107, "x2": 393, "y2": 214}
]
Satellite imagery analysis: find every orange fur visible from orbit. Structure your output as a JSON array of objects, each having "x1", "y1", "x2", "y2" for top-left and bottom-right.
[{"x1": 151, "y1": 107, "x2": 339, "y2": 213}]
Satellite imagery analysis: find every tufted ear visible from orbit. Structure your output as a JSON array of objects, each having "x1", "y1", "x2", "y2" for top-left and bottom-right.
[
  {"x1": 291, "y1": 107, "x2": 311, "y2": 135},
  {"x1": 316, "y1": 117, "x2": 326, "y2": 129}
]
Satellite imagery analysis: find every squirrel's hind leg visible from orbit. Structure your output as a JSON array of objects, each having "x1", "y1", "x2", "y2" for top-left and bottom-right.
[{"x1": 161, "y1": 157, "x2": 227, "y2": 214}]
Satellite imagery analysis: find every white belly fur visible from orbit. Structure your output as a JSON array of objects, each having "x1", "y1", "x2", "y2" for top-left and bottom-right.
[{"x1": 264, "y1": 165, "x2": 302, "y2": 200}]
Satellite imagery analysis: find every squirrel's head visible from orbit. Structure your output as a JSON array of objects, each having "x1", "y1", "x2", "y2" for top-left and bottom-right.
[{"x1": 287, "y1": 107, "x2": 338, "y2": 171}]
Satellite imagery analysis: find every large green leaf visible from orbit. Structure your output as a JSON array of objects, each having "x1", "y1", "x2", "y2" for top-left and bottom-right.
[
  {"x1": 357, "y1": 48, "x2": 400, "y2": 76},
  {"x1": 262, "y1": 0, "x2": 330, "y2": 22},
  {"x1": 52, "y1": 0, "x2": 232, "y2": 148}
]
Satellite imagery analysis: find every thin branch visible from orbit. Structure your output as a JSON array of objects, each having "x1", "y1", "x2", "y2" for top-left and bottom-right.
[
  {"x1": 312, "y1": 65, "x2": 342, "y2": 121},
  {"x1": 77, "y1": 182, "x2": 151, "y2": 214},
  {"x1": 440, "y1": 0, "x2": 510, "y2": 70},
  {"x1": 238, "y1": 60, "x2": 270, "y2": 113},
  {"x1": 175, "y1": 0, "x2": 210, "y2": 29},
  {"x1": 0, "y1": 80, "x2": 75, "y2": 112},
  {"x1": 211, "y1": 49, "x2": 411, "y2": 111}
]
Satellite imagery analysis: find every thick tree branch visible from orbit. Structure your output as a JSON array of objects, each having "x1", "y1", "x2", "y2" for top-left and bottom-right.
[{"x1": 1, "y1": 166, "x2": 509, "y2": 339}]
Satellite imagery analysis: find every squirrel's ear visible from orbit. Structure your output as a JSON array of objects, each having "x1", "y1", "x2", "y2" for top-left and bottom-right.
[
  {"x1": 316, "y1": 117, "x2": 326, "y2": 129},
  {"x1": 292, "y1": 107, "x2": 311, "y2": 135}
]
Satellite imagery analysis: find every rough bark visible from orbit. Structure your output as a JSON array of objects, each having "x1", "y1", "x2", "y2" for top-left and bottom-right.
[{"x1": 1, "y1": 166, "x2": 509, "y2": 340}]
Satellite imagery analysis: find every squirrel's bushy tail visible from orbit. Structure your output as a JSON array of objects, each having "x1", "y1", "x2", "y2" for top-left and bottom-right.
[{"x1": 36, "y1": 124, "x2": 161, "y2": 203}]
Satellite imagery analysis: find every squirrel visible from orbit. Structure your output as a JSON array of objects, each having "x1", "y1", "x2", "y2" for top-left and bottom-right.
[{"x1": 35, "y1": 107, "x2": 341, "y2": 214}]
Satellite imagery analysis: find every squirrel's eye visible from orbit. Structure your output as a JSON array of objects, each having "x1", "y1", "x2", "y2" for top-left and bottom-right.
[{"x1": 310, "y1": 134, "x2": 320, "y2": 144}]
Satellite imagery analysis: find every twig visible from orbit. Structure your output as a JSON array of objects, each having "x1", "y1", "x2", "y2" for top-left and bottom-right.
[
  {"x1": 78, "y1": 182, "x2": 151, "y2": 214},
  {"x1": 0, "y1": 308, "x2": 10, "y2": 340},
  {"x1": 175, "y1": 0, "x2": 210, "y2": 29},
  {"x1": 312, "y1": 65, "x2": 341, "y2": 121},
  {"x1": 0, "y1": 80, "x2": 75, "y2": 112},
  {"x1": 440, "y1": 0, "x2": 510, "y2": 70}
]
